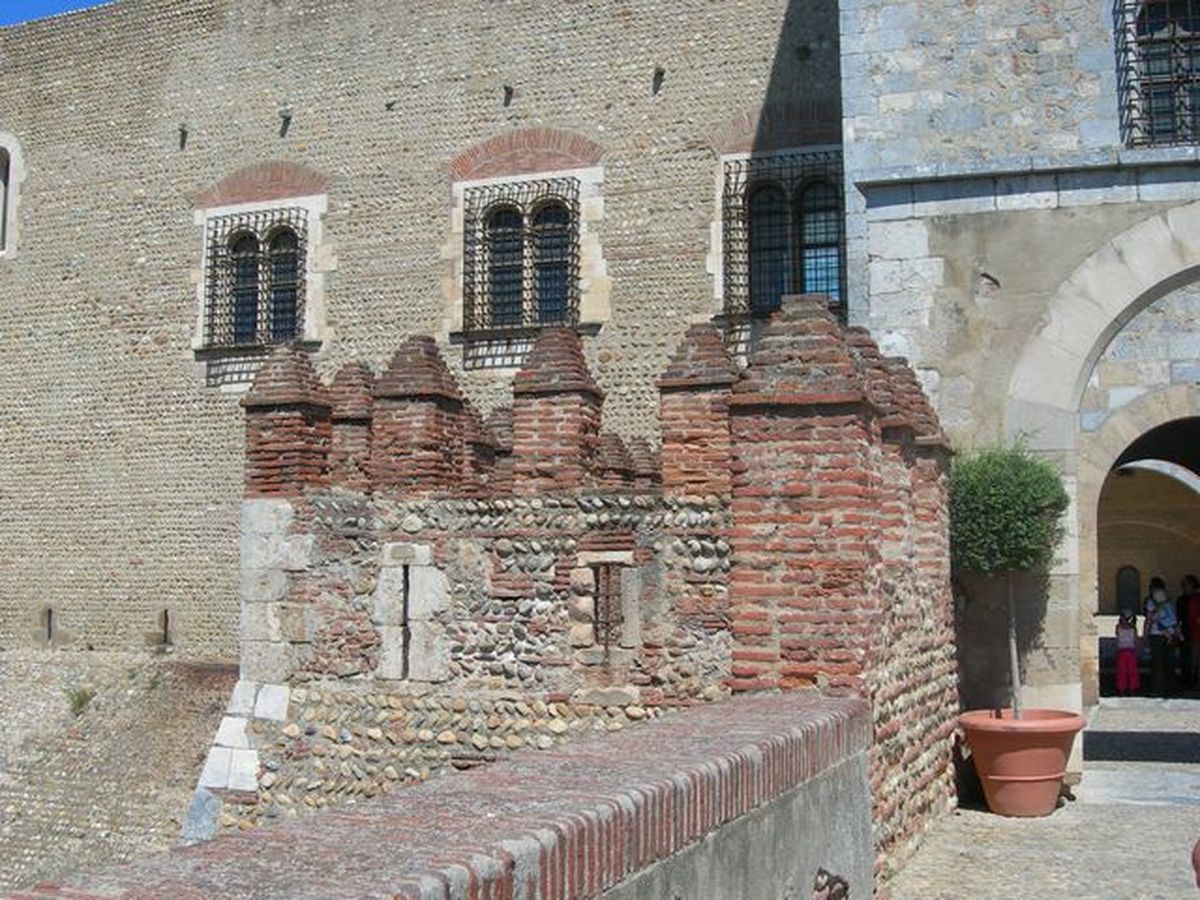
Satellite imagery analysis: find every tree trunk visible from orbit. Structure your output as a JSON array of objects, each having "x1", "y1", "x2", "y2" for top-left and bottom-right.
[{"x1": 1008, "y1": 572, "x2": 1022, "y2": 719}]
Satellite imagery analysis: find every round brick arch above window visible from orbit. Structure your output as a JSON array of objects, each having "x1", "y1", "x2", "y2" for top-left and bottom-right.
[
  {"x1": 194, "y1": 161, "x2": 331, "y2": 208},
  {"x1": 449, "y1": 128, "x2": 605, "y2": 182}
]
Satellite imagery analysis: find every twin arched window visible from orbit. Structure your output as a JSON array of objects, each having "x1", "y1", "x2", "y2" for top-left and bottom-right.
[
  {"x1": 746, "y1": 179, "x2": 844, "y2": 315},
  {"x1": 482, "y1": 199, "x2": 575, "y2": 330},
  {"x1": 204, "y1": 209, "x2": 308, "y2": 349},
  {"x1": 228, "y1": 227, "x2": 302, "y2": 345}
]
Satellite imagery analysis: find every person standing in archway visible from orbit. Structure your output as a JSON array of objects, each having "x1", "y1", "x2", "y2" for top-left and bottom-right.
[
  {"x1": 1146, "y1": 577, "x2": 1181, "y2": 696},
  {"x1": 1181, "y1": 575, "x2": 1200, "y2": 689}
]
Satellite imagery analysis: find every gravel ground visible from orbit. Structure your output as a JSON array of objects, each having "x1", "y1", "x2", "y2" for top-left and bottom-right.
[{"x1": 887, "y1": 699, "x2": 1200, "y2": 899}]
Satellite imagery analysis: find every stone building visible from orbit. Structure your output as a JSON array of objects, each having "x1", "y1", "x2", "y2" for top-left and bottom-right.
[{"x1": 1, "y1": 0, "x2": 1199, "y2": 855}]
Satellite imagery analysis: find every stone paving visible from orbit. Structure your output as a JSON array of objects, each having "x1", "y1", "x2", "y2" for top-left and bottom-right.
[{"x1": 888, "y1": 698, "x2": 1200, "y2": 899}]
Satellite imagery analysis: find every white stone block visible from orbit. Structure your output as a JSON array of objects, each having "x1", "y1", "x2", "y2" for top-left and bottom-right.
[
  {"x1": 241, "y1": 499, "x2": 294, "y2": 537},
  {"x1": 373, "y1": 566, "x2": 408, "y2": 626},
  {"x1": 382, "y1": 542, "x2": 433, "y2": 567},
  {"x1": 277, "y1": 534, "x2": 316, "y2": 572},
  {"x1": 215, "y1": 716, "x2": 250, "y2": 749},
  {"x1": 228, "y1": 749, "x2": 260, "y2": 793},
  {"x1": 254, "y1": 683, "x2": 290, "y2": 722},
  {"x1": 198, "y1": 747, "x2": 232, "y2": 789},
  {"x1": 408, "y1": 621, "x2": 451, "y2": 683},
  {"x1": 376, "y1": 625, "x2": 407, "y2": 680},
  {"x1": 867, "y1": 218, "x2": 929, "y2": 260},
  {"x1": 227, "y1": 680, "x2": 259, "y2": 716},
  {"x1": 408, "y1": 566, "x2": 450, "y2": 620}
]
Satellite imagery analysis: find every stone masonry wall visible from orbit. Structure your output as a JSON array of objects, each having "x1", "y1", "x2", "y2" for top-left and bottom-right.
[
  {"x1": 0, "y1": 0, "x2": 840, "y2": 657},
  {"x1": 195, "y1": 305, "x2": 957, "y2": 870}
]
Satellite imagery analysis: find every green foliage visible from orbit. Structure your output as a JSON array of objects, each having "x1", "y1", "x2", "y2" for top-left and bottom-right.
[
  {"x1": 949, "y1": 443, "x2": 1070, "y2": 578},
  {"x1": 65, "y1": 686, "x2": 95, "y2": 717}
]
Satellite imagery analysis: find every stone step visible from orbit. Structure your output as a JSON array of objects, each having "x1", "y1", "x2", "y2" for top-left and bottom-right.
[{"x1": 1076, "y1": 766, "x2": 1200, "y2": 807}]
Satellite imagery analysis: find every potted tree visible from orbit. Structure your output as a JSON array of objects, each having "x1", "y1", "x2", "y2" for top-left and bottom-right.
[{"x1": 950, "y1": 442, "x2": 1084, "y2": 817}]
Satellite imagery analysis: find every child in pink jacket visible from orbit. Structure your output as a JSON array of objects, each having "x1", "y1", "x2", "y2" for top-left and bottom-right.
[{"x1": 1116, "y1": 609, "x2": 1140, "y2": 695}]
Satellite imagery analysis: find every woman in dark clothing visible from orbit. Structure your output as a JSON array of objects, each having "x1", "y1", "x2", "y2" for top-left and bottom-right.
[{"x1": 1146, "y1": 576, "x2": 1180, "y2": 696}]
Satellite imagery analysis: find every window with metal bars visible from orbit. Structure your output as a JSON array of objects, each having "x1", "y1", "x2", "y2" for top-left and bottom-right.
[
  {"x1": 590, "y1": 562, "x2": 625, "y2": 658},
  {"x1": 0, "y1": 148, "x2": 8, "y2": 252},
  {"x1": 203, "y1": 208, "x2": 308, "y2": 349},
  {"x1": 723, "y1": 150, "x2": 845, "y2": 320},
  {"x1": 1116, "y1": 0, "x2": 1200, "y2": 146},
  {"x1": 462, "y1": 178, "x2": 580, "y2": 342}
]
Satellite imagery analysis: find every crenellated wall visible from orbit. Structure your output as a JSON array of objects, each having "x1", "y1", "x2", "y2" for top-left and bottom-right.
[{"x1": 184, "y1": 298, "x2": 958, "y2": 873}]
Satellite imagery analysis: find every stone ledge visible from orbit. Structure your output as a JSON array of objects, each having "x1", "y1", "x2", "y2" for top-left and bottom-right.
[{"x1": 17, "y1": 694, "x2": 869, "y2": 900}]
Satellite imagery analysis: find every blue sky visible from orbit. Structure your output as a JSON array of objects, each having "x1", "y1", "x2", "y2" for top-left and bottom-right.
[{"x1": 0, "y1": 0, "x2": 111, "y2": 27}]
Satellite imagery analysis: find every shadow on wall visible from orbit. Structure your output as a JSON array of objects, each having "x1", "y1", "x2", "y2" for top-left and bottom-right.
[
  {"x1": 952, "y1": 568, "x2": 1051, "y2": 712},
  {"x1": 752, "y1": 0, "x2": 843, "y2": 152}
]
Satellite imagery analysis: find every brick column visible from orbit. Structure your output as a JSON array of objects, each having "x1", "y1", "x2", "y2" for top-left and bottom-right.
[
  {"x1": 727, "y1": 298, "x2": 883, "y2": 694},
  {"x1": 511, "y1": 328, "x2": 603, "y2": 494},
  {"x1": 485, "y1": 406, "x2": 515, "y2": 496},
  {"x1": 370, "y1": 336, "x2": 464, "y2": 496},
  {"x1": 658, "y1": 323, "x2": 736, "y2": 497},
  {"x1": 461, "y1": 400, "x2": 498, "y2": 496},
  {"x1": 241, "y1": 346, "x2": 332, "y2": 496},
  {"x1": 328, "y1": 361, "x2": 374, "y2": 493},
  {"x1": 596, "y1": 433, "x2": 636, "y2": 489},
  {"x1": 626, "y1": 437, "x2": 661, "y2": 493}
]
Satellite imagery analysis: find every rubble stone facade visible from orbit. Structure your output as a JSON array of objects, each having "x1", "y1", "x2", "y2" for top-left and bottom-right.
[{"x1": 188, "y1": 308, "x2": 956, "y2": 870}]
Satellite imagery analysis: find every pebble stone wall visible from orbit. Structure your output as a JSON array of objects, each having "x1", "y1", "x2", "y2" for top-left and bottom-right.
[{"x1": 0, "y1": 0, "x2": 839, "y2": 657}]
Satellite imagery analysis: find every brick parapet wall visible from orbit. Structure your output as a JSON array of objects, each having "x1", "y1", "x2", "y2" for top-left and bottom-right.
[
  {"x1": 232, "y1": 303, "x2": 956, "y2": 871},
  {"x1": 328, "y1": 362, "x2": 374, "y2": 492},
  {"x1": 17, "y1": 694, "x2": 870, "y2": 900}
]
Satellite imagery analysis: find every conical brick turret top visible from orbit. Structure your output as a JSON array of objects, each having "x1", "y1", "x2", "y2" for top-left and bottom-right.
[
  {"x1": 734, "y1": 297, "x2": 865, "y2": 402},
  {"x1": 374, "y1": 336, "x2": 463, "y2": 402},
  {"x1": 241, "y1": 345, "x2": 330, "y2": 409}
]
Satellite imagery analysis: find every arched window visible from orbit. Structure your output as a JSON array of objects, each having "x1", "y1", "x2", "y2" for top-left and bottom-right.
[
  {"x1": 0, "y1": 148, "x2": 9, "y2": 253},
  {"x1": 485, "y1": 205, "x2": 525, "y2": 328},
  {"x1": 229, "y1": 233, "x2": 260, "y2": 346},
  {"x1": 747, "y1": 183, "x2": 790, "y2": 315},
  {"x1": 798, "y1": 180, "x2": 844, "y2": 304},
  {"x1": 532, "y1": 201, "x2": 571, "y2": 324},
  {"x1": 1117, "y1": 565, "x2": 1142, "y2": 614},
  {"x1": 267, "y1": 228, "x2": 301, "y2": 342}
]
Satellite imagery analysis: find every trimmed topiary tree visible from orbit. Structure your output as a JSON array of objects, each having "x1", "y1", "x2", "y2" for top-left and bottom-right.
[{"x1": 949, "y1": 443, "x2": 1069, "y2": 718}]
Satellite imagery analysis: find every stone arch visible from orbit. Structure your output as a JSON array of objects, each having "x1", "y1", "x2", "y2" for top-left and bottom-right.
[
  {"x1": 193, "y1": 161, "x2": 330, "y2": 208},
  {"x1": 448, "y1": 128, "x2": 604, "y2": 182},
  {"x1": 1076, "y1": 385, "x2": 1200, "y2": 701},
  {"x1": 1006, "y1": 201, "x2": 1200, "y2": 445}
]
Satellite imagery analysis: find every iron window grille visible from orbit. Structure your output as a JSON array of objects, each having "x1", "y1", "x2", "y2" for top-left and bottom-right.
[
  {"x1": 590, "y1": 562, "x2": 625, "y2": 657},
  {"x1": 203, "y1": 207, "x2": 308, "y2": 349},
  {"x1": 462, "y1": 177, "x2": 581, "y2": 341},
  {"x1": 722, "y1": 149, "x2": 846, "y2": 321},
  {"x1": 1116, "y1": 0, "x2": 1200, "y2": 146}
]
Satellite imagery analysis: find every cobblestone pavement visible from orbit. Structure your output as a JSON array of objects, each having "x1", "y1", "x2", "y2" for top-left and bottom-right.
[{"x1": 887, "y1": 698, "x2": 1200, "y2": 899}]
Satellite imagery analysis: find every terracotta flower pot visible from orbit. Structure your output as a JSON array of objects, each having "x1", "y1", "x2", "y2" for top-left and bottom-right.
[{"x1": 958, "y1": 708, "x2": 1086, "y2": 817}]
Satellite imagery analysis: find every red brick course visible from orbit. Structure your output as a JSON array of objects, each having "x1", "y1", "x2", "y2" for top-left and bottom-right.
[
  {"x1": 12, "y1": 694, "x2": 868, "y2": 900},
  {"x1": 194, "y1": 160, "x2": 330, "y2": 208},
  {"x1": 449, "y1": 127, "x2": 605, "y2": 182}
]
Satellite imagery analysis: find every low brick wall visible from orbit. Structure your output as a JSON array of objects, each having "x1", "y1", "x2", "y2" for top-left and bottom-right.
[{"x1": 11, "y1": 694, "x2": 872, "y2": 900}]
